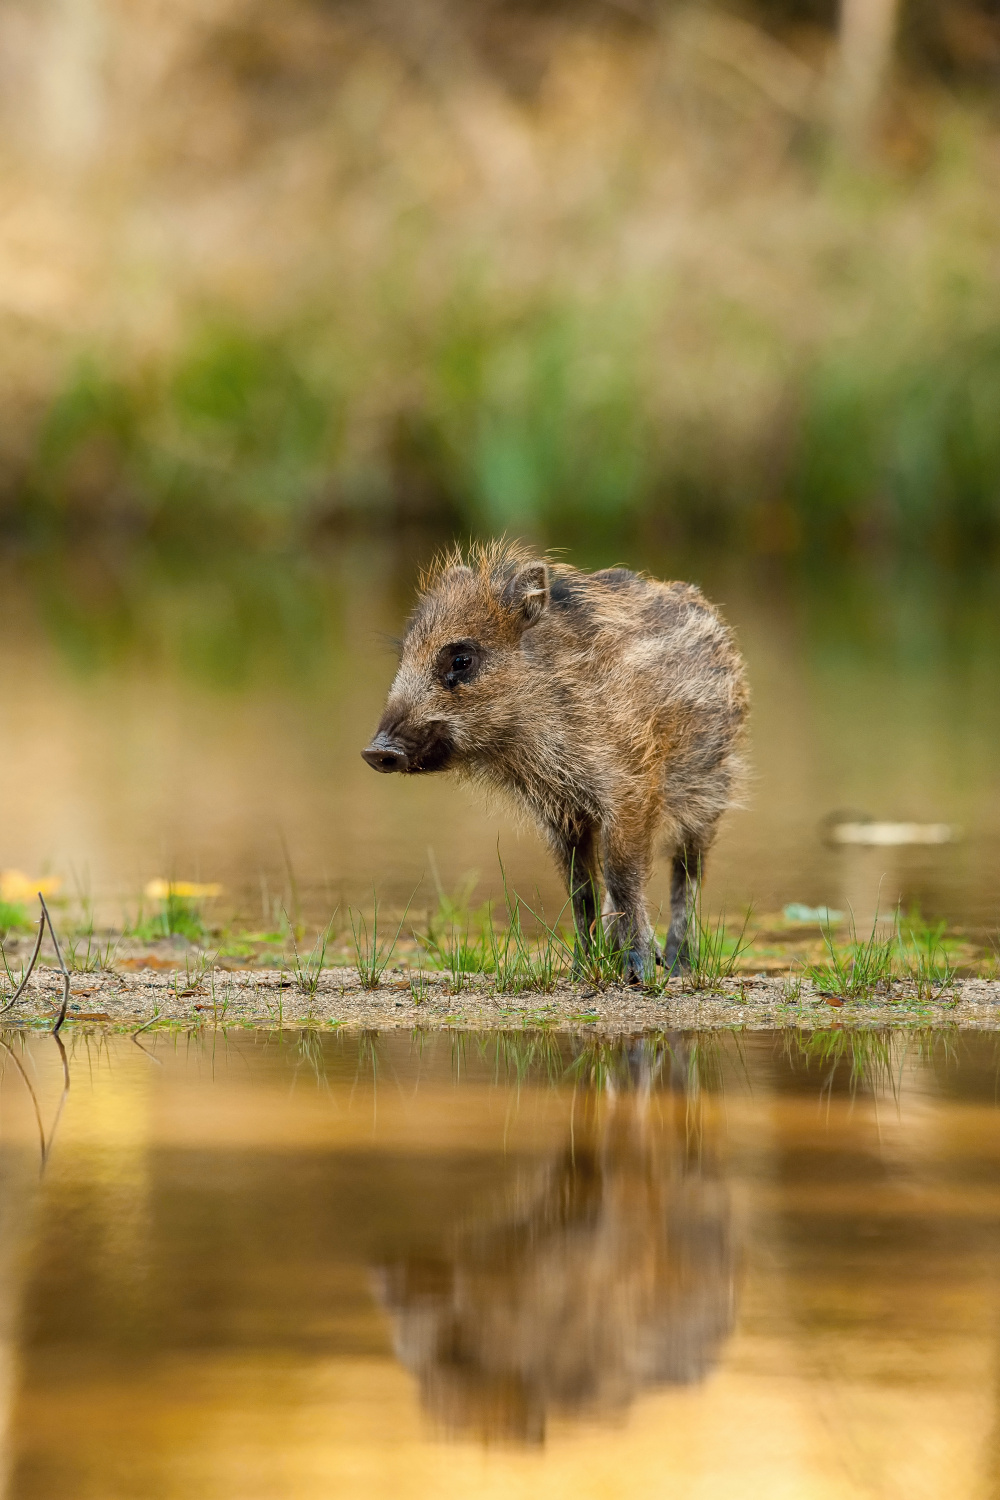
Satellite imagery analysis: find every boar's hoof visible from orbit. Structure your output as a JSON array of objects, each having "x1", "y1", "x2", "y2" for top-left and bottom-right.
[
  {"x1": 662, "y1": 940, "x2": 693, "y2": 976},
  {"x1": 623, "y1": 948, "x2": 655, "y2": 987}
]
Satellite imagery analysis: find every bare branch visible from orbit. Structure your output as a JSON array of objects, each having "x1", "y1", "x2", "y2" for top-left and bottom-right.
[
  {"x1": 132, "y1": 1010, "x2": 164, "y2": 1065},
  {"x1": 39, "y1": 894, "x2": 71, "y2": 1035},
  {"x1": 0, "y1": 914, "x2": 45, "y2": 1017},
  {"x1": 43, "y1": 1033, "x2": 70, "y2": 1168},
  {"x1": 0, "y1": 1038, "x2": 47, "y2": 1165},
  {"x1": 0, "y1": 1029, "x2": 71, "y2": 1173}
]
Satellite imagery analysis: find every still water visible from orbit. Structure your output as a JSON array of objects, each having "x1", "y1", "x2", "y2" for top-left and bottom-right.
[
  {"x1": 0, "y1": 1027, "x2": 999, "y2": 1498},
  {"x1": 0, "y1": 542, "x2": 998, "y2": 926}
]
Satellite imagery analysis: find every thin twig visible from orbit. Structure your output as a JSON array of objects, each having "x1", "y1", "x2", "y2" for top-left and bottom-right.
[
  {"x1": 40, "y1": 894, "x2": 71, "y2": 1034},
  {"x1": 133, "y1": 1035, "x2": 164, "y2": 1066},
  {"x1": 0, "y1": 914, "x2": 45, "y2": 1017},
  {"x1": 0, "y1": 1037, "x2": 47, "y2": 1164},
  {"x1": 0, "y1": 1031, "x2": 71, "y2": 1173},
  {"x1": 44, "y1": 1033, "x2": 70, "y2": 1166},
  {"x1": 132, "y1": 1010, "x2": 165, "y2": 1064}
]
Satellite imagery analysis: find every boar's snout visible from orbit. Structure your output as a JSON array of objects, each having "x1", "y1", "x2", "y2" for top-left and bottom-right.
[{"x1": 361, "y1": 731, "x2": 409, "y2": 774}]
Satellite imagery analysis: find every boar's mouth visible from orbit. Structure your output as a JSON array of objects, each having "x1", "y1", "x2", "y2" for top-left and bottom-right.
[{"x1": 361, "y1": 721, "x2": 455, "y2": 775}]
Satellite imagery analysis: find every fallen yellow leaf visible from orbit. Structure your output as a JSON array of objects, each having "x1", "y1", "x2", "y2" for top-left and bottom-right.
[
  {"x1": 144, "y1": 879, "x2": 223, "y2": 901},
  {"x1": 0, "y1": 870, "x2": 62, "y2": 903}
]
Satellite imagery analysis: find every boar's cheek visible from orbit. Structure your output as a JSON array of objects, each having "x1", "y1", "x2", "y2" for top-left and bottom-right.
[{"x1": 407, "y1": 721, "x2": 456, "y2": 773}]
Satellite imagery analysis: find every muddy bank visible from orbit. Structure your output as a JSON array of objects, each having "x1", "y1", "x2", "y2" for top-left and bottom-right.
[{"x1": 3, "y1": 966, "x2": 1000, "y2": 1033}]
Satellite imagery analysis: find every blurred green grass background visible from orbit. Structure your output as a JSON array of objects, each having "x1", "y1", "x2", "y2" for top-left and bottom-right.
[{"x1": 3, "y1": 0, "x2": 1000, "y2": 556}]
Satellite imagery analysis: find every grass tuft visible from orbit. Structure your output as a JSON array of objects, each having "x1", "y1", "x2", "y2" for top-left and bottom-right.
[
  {"x1": 65, "y1": 930, "x2": 120, "y2": 973},
  {"x1": 486, "y1": 903, "x2": 529, "y2": 993},
  {"x1": 806, "y1": 908, "x2": 897, "y2": 1003},
  {"x1": 420, "y1": 916, "x2": 490, "y2": 992},
  {"x1": 350, "y1": 893, "x2": 410, "y2": 991},
  {"x1": 572, "y1": 909, "x2": 629, "y2": 990},
  {"x1": 665, "y1": 905, "x2": 755, "y2": 994},
  {"x1": 287, "y1": 914, "x2": 337, "y2": 998},
  {"x1": 129, "y1": 892, "x2": 208, "y2": 944},
  {"x1": 0, "y1": 901, "x2": 32, "y2": 935},
  {"x1": 896, "y1": 914, "x2": 957, "y2": 1000}
]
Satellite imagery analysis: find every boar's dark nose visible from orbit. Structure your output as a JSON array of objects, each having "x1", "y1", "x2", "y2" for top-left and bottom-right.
[{"x1": 361, "y1": 734, "x2": 409, "y2": 773}]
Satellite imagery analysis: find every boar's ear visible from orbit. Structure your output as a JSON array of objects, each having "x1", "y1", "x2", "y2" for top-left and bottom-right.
[{"x1": 501, "y1": 562, "x2": 550, "y2": 628}]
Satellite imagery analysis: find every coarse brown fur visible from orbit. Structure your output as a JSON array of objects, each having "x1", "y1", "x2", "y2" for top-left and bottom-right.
[{"x1": 362, "y1": 540, "x2": 749, "y2": 982}]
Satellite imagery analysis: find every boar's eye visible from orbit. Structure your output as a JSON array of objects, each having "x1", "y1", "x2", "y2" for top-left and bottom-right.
[{"x1": 437, "y1": 640, "x2": 481, "y2": 690}]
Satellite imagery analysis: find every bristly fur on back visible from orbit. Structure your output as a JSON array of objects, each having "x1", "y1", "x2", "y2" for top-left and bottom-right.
[{"x1": 365, "y1": 541, "x2": 749, "y2": 986}]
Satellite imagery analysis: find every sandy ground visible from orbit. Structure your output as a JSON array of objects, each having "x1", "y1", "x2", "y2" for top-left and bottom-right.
[{"x1": 3, "y1": 965, "x2": 1000, "y2": 1033}]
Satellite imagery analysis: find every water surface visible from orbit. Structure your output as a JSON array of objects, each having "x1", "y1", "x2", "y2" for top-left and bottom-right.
[
  {"x1": 0, "y1": 1027, "x2": 999, "y2": 1497},
  {"x1": 1, "y1": 543, "x2": 997, "y2": 929}
]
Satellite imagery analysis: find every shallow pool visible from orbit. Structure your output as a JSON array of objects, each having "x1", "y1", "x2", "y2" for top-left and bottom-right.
[
  {"x1": 2, "y1": 544, "x2": 998, "y2": 929},
  {"x1": 0, "y1": 1027, "x2": 998, "y2": 1498}
]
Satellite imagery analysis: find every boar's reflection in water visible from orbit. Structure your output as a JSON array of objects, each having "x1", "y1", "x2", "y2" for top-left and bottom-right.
[{"x1": 373, "y1": 1043, "x2": 738, "y2": 1444}]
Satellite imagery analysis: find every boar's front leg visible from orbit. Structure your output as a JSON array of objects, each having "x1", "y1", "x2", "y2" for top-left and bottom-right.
[
  {"x1": 549, "y1": 819, "x2": 600, "y2": 972},
  {"x1": 601, "y1": 821, "x2": 656, "y2": 986},
  {"x1": 663, "y1": 841, "x2": 704, "y2": 974}
]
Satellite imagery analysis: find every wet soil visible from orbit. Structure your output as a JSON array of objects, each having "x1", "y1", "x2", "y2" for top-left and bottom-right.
[{"x1": 5, "y1": 965, "x2": 1000, "y2": 1033}]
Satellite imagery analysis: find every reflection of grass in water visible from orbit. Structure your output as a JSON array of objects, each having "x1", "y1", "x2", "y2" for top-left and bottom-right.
[
  {"x1": 781, "y1": 1027, "x2": 956, "y2": 1101},
  {"x1": 465, "y1": 1029, "x2": 746, "y2": 1098},
  {"x1": 292, "y1": 1028, "x2": 330, "y2": 1089},
  {"x1": 479, "y1": 1029, "x2": 566, "y2": 1088},
  {"x1": 356, "y1": 1029, "x2": 381, "y2": 1088},
  {"x1": 566, "y1": 1037, "x2": 646, "y2": 1093},
  {"x1": 789, "y1": 1028, "x2": 900, "y2": 1100},
  {"x1": 24, "y1": 536, "x2": 328, "y2": 688},
  {"x1": 669, "y1": 1032, "x2": 750, "y2": 1099}
]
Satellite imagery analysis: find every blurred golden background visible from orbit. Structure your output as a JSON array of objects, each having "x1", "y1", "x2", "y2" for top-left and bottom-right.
[
  {"x1": 3, "y1": 0, "x2": 1000, "y2": 547},
  {"x1": 0, "y1": 0, "x2": 998, "y2": 929}
]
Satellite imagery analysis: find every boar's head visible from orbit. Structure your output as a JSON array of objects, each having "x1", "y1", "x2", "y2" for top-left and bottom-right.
[{"x1": 362, "y1": 549, "x2": 549, "y2": 775}]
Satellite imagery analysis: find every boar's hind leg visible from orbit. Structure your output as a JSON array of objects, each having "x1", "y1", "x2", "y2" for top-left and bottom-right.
[
  {"x1": 601, "y1": 824, "x2": 656, "y2": 987},
  {"x1": 664, "y1": 842, "x2": 704, "y2": 974},
  {"x1": 551, "y1": 821, "x2": 600, "y2": 969}
]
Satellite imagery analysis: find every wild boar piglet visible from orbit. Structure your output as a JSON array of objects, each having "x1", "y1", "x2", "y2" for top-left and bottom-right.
[{"x1": 362, "y1": 542, "x2": 748, "y2": 983}]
